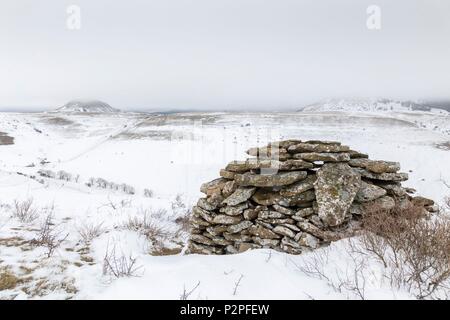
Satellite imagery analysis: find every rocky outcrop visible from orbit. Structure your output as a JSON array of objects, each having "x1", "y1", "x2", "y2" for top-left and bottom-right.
[{"x1": 187, "y1": 139, "x2": 435, "y2": 255}]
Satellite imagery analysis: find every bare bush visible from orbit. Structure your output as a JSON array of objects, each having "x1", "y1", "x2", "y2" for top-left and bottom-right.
[
  {"x1": 102, "y1": 196, "x2": 119, "y2": 211},
  {"x1": 144, "y1": 188, "x2": 154, "y2": 198},
  {"x1": 86, "y1": 177, "x2": 135, "y2": 195},
  {"x1": 77, "y1": 221, "x2": 106, "y2": 244},
  {"x1": 56, "y1": 170, "x2": 72, "y2": 181},
  {"x1": 32, "y1": 213, "x2": 68, "y2": 258},
  {"x1": 360, "y1": 201, "x2": 450, "y2": 299},
  {"x1": 38, "y1": 169, "x2": 77, "y2": 183},
  {"x1": 291, "y1": 199, "x2": 450, "y2": 300},
  {"x1": 120, "y1": 198, "x2": 132, "y2": 208},
  {"x1": 38, "y1": 170, "x2": 56, "y2": 179},
  {"x1": 86, "y1": 177, "x2": 96, "y2": 187},
  {"x1": 13, "y1": 198, "x2": 39, "y2": 223},
  {"x1": 292, "y1": 244, "x2": 367, "y2": 299},
  {"x1": 120, "y1": 183, "x2": 135, "y2": 195},
  {"x1": 102, "y1": 244, "x2": 143, "y2": 278},
  {"x1": 99, "y1": 196, "x2": 133, "y2": 212},
  {"x1": 97, "y1": 178, "x2": 109, "y2": 189},
  {"x1": 293, "y1": 247, "x2": 331, "y2": 282}
]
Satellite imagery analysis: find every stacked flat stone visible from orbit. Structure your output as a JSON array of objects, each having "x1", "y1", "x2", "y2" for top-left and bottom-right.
[{"x1": 187, "y1": 139, "x2": 435, "y2": 255}]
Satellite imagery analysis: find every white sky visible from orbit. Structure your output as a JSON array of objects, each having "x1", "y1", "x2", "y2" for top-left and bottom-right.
[{"x1": 1, "y1": 0, "x2": 449, "y2": 111}]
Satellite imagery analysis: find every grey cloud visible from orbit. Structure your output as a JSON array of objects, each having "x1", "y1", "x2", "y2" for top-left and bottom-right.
[{"x1": 1, "y1": 0, "x2": 449, "y2": 111}]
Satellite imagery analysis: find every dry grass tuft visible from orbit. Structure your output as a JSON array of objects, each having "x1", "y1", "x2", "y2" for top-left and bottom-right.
[
  {"x1": 123, "y1": 211, "x2": 171, "y2": 242},
  {"x1": 0, "y1": 268, "x2": 20, "y2": 291},
  {"x1": 77, "y1": 221, "x2": 106, "y2": 244}
]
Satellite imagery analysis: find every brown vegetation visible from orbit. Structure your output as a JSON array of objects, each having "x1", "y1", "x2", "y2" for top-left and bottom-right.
[
  {"x1": 0, "y1": 132, "x2": 14, "y2": 145},
  {"x1": 360, "y1": 200, "x2": 450, "y2": 299}
]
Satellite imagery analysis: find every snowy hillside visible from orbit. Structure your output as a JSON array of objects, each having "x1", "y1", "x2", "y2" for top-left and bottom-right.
[
  {"x1": 0, "y1": 110, "x2": 449, "y2": 300},
  {"x1": 299, "y1": 98, "x2": 450, "y2": 136},
  {"x1": 55, "y1": 100, "x2": 119, "y2": 113},
  {"x1": 300, "y1": 98, "x2": 449, "y2": 114}
]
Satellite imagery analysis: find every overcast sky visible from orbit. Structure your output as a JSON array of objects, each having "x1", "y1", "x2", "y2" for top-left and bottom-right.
[{"x1": 1, "y1": 0, "x2": 449, "y2": 111}]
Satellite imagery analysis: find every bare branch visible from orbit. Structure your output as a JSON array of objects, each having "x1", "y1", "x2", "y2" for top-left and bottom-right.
[
  {"x1": 233, "y1": 274, "x2": 244, "y2": 296},
  {"x1": 180, "y1": 281, "x2": 201, "y2": 300}
]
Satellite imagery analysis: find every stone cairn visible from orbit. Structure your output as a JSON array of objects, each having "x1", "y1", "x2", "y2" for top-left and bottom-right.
[{"x1": 187, "y1": 139, "x2": 436, "y2": 255}]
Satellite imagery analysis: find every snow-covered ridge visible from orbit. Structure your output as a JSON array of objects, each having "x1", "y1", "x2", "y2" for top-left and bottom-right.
[
  {"x1": 299, "y1": 98, "x2": 449, "y2": 115},
  {"x1": 297, "y1": 98, "x2": 450, "y2": 136},
  {"x1": 55, "y1": 100, "x2": 119, "y2": 113}
]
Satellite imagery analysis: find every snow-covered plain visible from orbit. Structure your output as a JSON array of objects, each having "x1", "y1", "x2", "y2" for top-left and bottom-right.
[{"x1": 0, "y1": 109, "x2": 449, "y2": 299}]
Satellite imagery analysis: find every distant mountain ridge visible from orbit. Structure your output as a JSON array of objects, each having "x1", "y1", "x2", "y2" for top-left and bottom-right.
[
  {"x1": 56, "y1": 100, "x2": 119, "y2": 113},
  {"x1": 299, "y1": 98, "x2": 450, "y2": 114}
]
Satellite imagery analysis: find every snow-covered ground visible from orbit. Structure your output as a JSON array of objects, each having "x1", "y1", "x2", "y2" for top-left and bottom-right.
[{"x1": 0, "y1": 109, "x2": 449, "y2": 299}]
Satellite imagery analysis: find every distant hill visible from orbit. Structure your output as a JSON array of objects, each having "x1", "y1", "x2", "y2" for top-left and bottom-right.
[
  {"x1": 420, "y1": 100, "x2": 450, "y2": 112},
  {"x1": 56, "y1": 100, "x2": 119, "y2": 113},
  {"x1": 298, "y1": 98, "x2": 450, "y2": 114}
]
